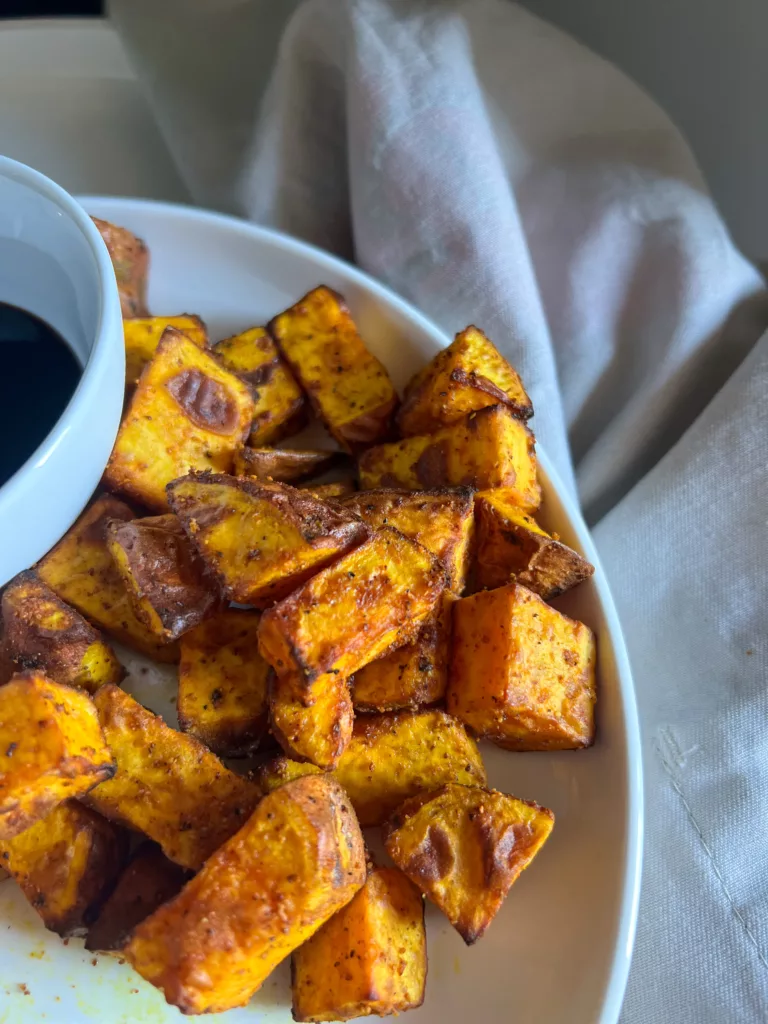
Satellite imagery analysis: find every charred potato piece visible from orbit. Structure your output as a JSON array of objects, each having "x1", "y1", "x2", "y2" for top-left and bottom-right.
[
  {"x1": 269, "y1": 286, "x2": 399, "y2": 453},
  {"x1": 214, "y1": 326, "x2": 307, "y2": 445},
  {"x1": 86, "y1": 685, "x2": 260, "y2": 870},
  {"x1": 293, "y1": 865, "x2": 426, "y2": 1022},
  {"x1": 36, "y1": 495, "x2": 177, "y2": 661},
  {"x1": 125, "y1": 775, "x2": 366, "y2": 1015},
  {"x1": 384, "y1": 784, "x2": 553, "y2": 944},
  {"x1": 359, "y1": 405, "x2": 541, "y2": 511},
  {"x1": 398, "y1": 325, "x2": 532, "y2": 436},
  {"x1": 448, "y1": 583, "x2": 596, "y2": 750},
  {"x1": 0, "y1": 801, "x2": 127, "y2": 936},
  {"x1": 258, "y1": 527, "x2": 443, "y2": 693},
  {"x1": 474, "y1": 490, "x2": 594, "y2": 597},
  {"x1": 86, "y1": 842, "x2": 190, "y2": 952},
  {"x1": 92, "y1": 217, "x2": 149, "y2": 317},
  {"x1": 0, "y1": 672, "x2": 114, "y2": 838},
  {"x1": 302, "y1": 480, "x2": 357, "y2": 500},
  {"x1": 167, "y1": 474, "x2": 369, "y2": 607},
  {"x1": 269, "y1": 672, "x2": 353, "y2": 769},
  {"x1": 105, "y1": 329, "x2": 254, "y2": 511},
  {"x1": 123, "y1": 315, "x2": 208, "y2": 386},
  {"x1": 1, "y1": 570, "x2": 123, "y2": 692},
  {"x1": 232, "y1": 446, "x2": 344, "y2": 483},
  {"x1": 107, "y1": 514, "x2": 225, "y2": 640},
  {"x1": 178, "y1": 610, "x2": 269, "y2": 758},
  {"x1": 341, "y1": 488, "x2": 474, "y2": 593}
]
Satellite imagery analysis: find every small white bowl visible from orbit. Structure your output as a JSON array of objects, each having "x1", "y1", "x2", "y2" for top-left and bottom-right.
[{"x1": 0, "y1": 157, "x2": 124, "y2": 586}]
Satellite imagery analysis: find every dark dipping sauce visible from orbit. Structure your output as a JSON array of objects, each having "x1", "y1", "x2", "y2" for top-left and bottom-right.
[{"x1": 0, "y1": 302, "x2": 82, "y2": 487}]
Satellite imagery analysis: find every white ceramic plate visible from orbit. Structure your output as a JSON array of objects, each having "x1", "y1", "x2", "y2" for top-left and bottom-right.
[{"x1": 0, "y1": 198, "x2": 642, "y2": 1024}]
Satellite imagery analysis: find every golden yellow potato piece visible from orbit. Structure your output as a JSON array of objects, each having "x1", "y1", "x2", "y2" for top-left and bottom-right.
[
  {"x1": 293, "y1": 866, "x2": 426, "y2": 1022},
  {"x1": 359, "y1": 405, "x2": 541, "y2": 511},
  {"x1": 86, "y1": 685, "x2": 260, "y2": 870},
  {"x1": 124, "y1": 775, "x2": 366, "y2": 1015},
  {"x1": 302, "y1": 480, "x2": 357, "y2": 500},
  {"x1": 448, "y1": 583, "x2": 596, "y2": 750},
  {"x1": 256, "y1": 757, "x2": 321, "y2": 794},
  {"x1": 269, "y1": 672, "x2": 353, "y2": 769},
  {"x1": 1, "y1": 570, "x2": 123, "y2": 693},
  {"x1": 123, "y1": 315, "x2": 208, "y2": 386},
  {"x1": 269, "y1": 286, "x2": 399, "y2": 453},
  {"x1": 232, "y1": 446, "x2": 344, "y2": 483},
  {"x1": 0, "y1": 672, "x2": 114, "y2": 838},
  {"x1": 92, "y1": 217, "x2": 149, "y2": 317},
  {"x1": 105, "y1": 328, "x2": 254, "y2": 511}
]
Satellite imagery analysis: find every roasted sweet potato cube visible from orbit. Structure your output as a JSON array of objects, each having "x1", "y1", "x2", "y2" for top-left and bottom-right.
[
  {"x1": 269, "y1": 286, "x2": 399, "y2": 453},
  {"x1": 214, "y1": 326, "x2": 307, "y2": 445},
  {"x1": 352, "y1": 593, "x2": 453, "y2": 712},
  {"x1": 0, "y1": 801, "x2": 127, "y2": 936},
  {"x1": 256, "y1": 757, "x2": 322, "y2": 794},
  {"x1": 167, "y1": 474, "x2": 369, "y2": 607},
  {"x1": 123, "y1": 315, "x2": 208, "y2": 386},
  {"x1": 125, "y1": 775, "x2": 366, "y2": 1015},
  {"x1": 292, "y1": 865, "x2": 426, "y2": 1022},
  {"x1": 86, "y1": 685, "x2": 260, "y2": 870},
  {"x1": 177, "y1": 610, "x2": 269, "y2": 758},
  {"x1": 302, "y1": 480, "x2": 357, "y2": 500},
  {"x1": 107, "y1": 514, "x2": 225, "y2": 640},
  {"x1": 269, "y1": 672, "x2": 353, "y2": 769},
  {"x1": 473, "y1": 490, "x2": 595, "y2": 597},
  {"x1": 36, "y1": 495, "x2": 178, "y2": 661},
  {"x1": 1, "y1": 571, "x2": 123, "y2": 693},
  {"x1": 359, "y1": 405, "x2": 541, "y2": 511},
  {"x1": 448, "y1": 583, "x2": 596, "y2": 750},
  {"x1": 258, "y1": 527, "x2": 443, "y2": 692},
  {"x1": 232, "y1": 446, "x2": 344, "y2": 483},
  {"x1": 341, "y1": 488, "x2": 474, "y2": 593},
  {"x1": 384, "y1": 783, "x2": 554, "y2": 943},
  {"x1": 105, "y1": 329, "x2": 254, "y2": 511},
  {"x1": 398, "y1": 325, "x2": 533, "y2": 436},
  {"x1": 86, "y1": 842, "x2": 190, "y2": 952},
  {"x1": 92, "y1": 217, "x2": 149, "y2": 317},
  {"x1": 0, "y1": 673, "x2": 114, "y2": 838}
]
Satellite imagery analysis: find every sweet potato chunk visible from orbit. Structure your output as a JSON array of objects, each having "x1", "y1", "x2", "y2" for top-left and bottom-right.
[
  {"x1": 341, "y1": 488, "x2": 474, "y2": 593},
  {"x1": 105, "y1": 329, "x2": 254, "y2": 511},
  {"x1": 123, "y1": 315, "x2": 208, "y2": 386},
  {"x1": 256, "y1": 757, "x2": 321, "y2": 794},
  {"x1": 269, "y1": 672, "x2": 353, "y2": 769},
  {"x1": 0, "y1": 801, "x2": 127, "y2": 936},
  {"x1": 269, "y1": 286, "x2": 399, "y2": 453},
  {"x1": 87, "y1": 685, "x2": 260, "y2": 870},
  {"x1": 397, "y1": 325, "x2": 532, "y2": 436},
  {"x1": 86, "y1": 842, "x2": 190, "y2": 952},
  {"x1": 232, "y1": 446, "x2": 344, "y2": 483},
  {"x1": 214, "y1": 326, "x2": 307, "y2": 445},
  {"x1": 167, "y1": 474, "x2": 368, "y2": 607},
  {"x1": 107, "y1": 514, "x2": 225, "y2": 640},
  {"x1": 473, "y1": 490, "x2": 595, "y2": 597},
  {"x1": 384, "y1": 784, "x2": 554, "y2": 943},
  {"x1": 124, "y1": 775, "x2": 366, "y2": 1015},
  {"x1": 92, "y1": 217, "x2": 149, "y2": 317},
  {"x1": 359, "y1": 405, "x2": 541, "y2": 511},
  {"x1": 1, "y1": 571, "x2": 123, "y2": 693},
  {"x1": 293, "y1": 866, "x2": 426, "y2": 1022},
  {"x1": 258, "y1": 527, "x2": 443, "y2": 693},
  {"x1": 302, "y1": 480, "x2": 357, "y2": 500},
  {"x1": 0, "y1": 673, "x2": 114, "y2": 838},
  {"x1": 36, "y1": 495, "x2": 177, "y2": 661},
  {"x1": 448, "y1": 584, "x2": 596, "y2": 750}
]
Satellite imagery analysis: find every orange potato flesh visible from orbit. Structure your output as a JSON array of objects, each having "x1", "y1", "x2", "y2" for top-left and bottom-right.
[
  {"x1": 92, "y1": 217, "x2": 149, "y2": 317},
  {"x1": 269, "y1": 672, "x2": 353, "y2": 769},
  {"x1": 123, "y1": 315, "x2": 208, "y2": 386},
  {"x1": 302, "y1": 480, "x2": 357, "y2": 500}
]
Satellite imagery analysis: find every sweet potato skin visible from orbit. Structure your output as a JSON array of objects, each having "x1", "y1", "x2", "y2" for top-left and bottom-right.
[
  {"x1": 0, "y1": 672, "x2": 115, "y2": 838},
  {"x1": 178, "y1": 610, "x2": 269, "y2": 758},
  {"x1": 448, "y1": 583, "x2": 596, "y2": 750},
  {"x1": 292, "y1": 866, "x2": 426, "y2": 1022},
  {"x1": 269, "y1": 672, "x2": 353, "y2": 769},
  {"x1": 1, "y1": 571, "x2": 123, "y2": 693},
  {"x1": 0, "y1": 801, "x2": 127, "y2": 936},
  {"x1": 359, "y1": 405, "x2": 541, "y2": 511},
  {"x1": 36, "y1": 495, "x2": 178, "y2": 661},
  {"x1": 384, "y1": 783, "x2": 554, "y2": 944},
  {"x1": 123, "y1": 315, "x2": 208, "y2": 386},
  {"x1": 269, "y1": 286, "x2": 399, "y2": 453},
  {"x1": 105, "y1": 328, "x2": 254, "y2": 511},
  {"x1": 397, "y1": 325, "x2": 533, "y2": 436},
  {"x1": 86, "y1": 685, "x2": 260, "y2": 870},
  {"x1": 92, "y1": 217, "x2": 149, "y2": 317},
  {"x1": 232, "y1": 447, "x2": 344, "y2": 483},
  {"x1": 124, "y1": 775, "x2": 367, "y2": 1015},
  {"x1": 214, "y1": 326, "x2": 307, "y2": 445},
  {"x1": 167, "y1": 474, "x2": 369, "y2": 607}
]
